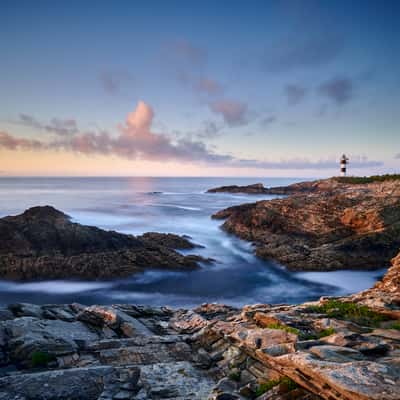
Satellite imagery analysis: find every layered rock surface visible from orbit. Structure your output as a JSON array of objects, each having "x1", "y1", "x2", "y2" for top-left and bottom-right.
[
  {"x1": 0, "y1": 285, "x2": 399, "y2": 399},
  {"x1": 0, "y1": 253, "x2": 398, "y2": 399},
  {"x1": 0, "y1": 206, "x2": 208, "y2": 280},
  {"x1": 213, "y1": 179, "x2": 400, "y2": 271}
]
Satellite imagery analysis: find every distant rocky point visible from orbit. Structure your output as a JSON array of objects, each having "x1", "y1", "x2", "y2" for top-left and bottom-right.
[
  {"x1": 0, "y1": 206, "x2": 209, "y2": 280},
  {"x1": 207, "y1": 183, "x2": 270, "y2": 194},
  {"x1": 213, "y1": 178, "x2": 400, "y2": 271},
  {"x1": 207, "y1": 175, "x2": 400, "y2": 195}
]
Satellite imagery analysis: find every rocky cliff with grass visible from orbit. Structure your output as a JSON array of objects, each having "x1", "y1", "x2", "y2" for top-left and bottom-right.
[
  {"x1": 0, "y1": 251, "x2": 399, "y2": 399},
  {"x1": 212, "y1": 177, "x2": 400, "y2": 271}
]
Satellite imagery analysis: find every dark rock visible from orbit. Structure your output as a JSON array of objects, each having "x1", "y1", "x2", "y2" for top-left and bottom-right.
[
  {"x1": 207, "y1": 183, "x2": 269, "y2": 194},
  {"x1": 0, "y1": 206, "x2": 209, "y2": 280},
  {"x1": 137, "y1": 232, "x2": 200, "y2": 249}
]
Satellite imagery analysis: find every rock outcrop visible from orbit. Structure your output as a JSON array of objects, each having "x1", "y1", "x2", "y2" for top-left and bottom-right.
[
  {"x1": 0, "y1": 277, "x2": 399, "y2": 399},
  {"x1": 0, "y1": 206, "x2": 208, "y2": 280},
  {"x1": 213, "y1": 179, "x2": 400, "y2": 271},
  {"x1": 207, "y1": 183, "x2": 270, "y2": 194}
]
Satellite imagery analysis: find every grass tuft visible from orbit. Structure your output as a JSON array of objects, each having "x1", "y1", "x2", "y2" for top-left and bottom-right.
[
  {"x1": 265, "y1": 322, "x2": 299, "y2": 335},
  {"x1": 255, "y1": 377, "x2": 298, "y2": 397},
  {"x1": 309, "y1": 300, "x2": 388, "y2": 327},
  {"x1": 317, "y1": 327, "x2": 336, "y2": 338},
  {"x1": 389, "y1": 321, "x2": 400, "y2": 330}
]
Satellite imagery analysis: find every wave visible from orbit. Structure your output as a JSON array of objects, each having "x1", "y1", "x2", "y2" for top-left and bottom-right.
[
  {"x1": 0, "y1": 280, "x2": 114, "y2": 294},
  {"x1": 149, "y1": 203, "x2": 202, "y2": 211}
]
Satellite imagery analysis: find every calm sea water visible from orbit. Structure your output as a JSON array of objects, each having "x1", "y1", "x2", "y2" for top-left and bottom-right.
[{"x1": 0, "y1": 177, "x2": 385, "y2": 307}]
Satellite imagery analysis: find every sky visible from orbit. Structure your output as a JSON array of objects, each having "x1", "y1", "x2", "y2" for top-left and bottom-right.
[{"x1": 0, "y1": 0, "x2": 399, "y2": 177}]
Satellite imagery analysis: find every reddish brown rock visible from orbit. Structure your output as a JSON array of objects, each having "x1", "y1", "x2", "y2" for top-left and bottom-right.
[{"x1": 213, "y1": 179, "x2": 400, "y2": 271}]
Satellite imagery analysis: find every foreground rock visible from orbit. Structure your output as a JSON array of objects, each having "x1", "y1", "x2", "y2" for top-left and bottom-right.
[
  {"x1": 0, "y1": 253, "x2": 399, "y2": 399},
  {"x1": 0, "y1": 206, "x2": 208, "y2": 280},
  {"x1": 213, "y1": 179, "x2": 400, "y2": 271}
]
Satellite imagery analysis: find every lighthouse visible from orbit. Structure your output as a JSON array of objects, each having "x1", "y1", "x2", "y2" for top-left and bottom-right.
[{"x1": 340, "y1": 154, "x2": 349, "y2": 176}]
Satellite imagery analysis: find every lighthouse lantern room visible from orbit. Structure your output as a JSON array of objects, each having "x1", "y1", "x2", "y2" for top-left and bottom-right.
[{"x1": 340, "y1": 154, "x2": 349, "y2": 177}]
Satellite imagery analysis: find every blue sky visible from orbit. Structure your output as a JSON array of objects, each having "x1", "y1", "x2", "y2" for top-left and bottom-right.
[{"x1": 0, "y1": 0, "x2": 399, "y2": 176}]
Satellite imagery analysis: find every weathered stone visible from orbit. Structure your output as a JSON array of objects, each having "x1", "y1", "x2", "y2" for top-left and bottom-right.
[
  {"x1": 0, "y1": 366, "x2": 114, "y2": 399},
  {"x1": 309, "y1": 345, "x2": 365, "y2": 363},
  {"x1": 2, "y1": 316, "x2": 99, "y2": 364}
]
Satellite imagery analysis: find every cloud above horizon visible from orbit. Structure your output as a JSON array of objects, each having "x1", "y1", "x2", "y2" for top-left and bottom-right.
[
  {"x1": 18, "y1": 114, "x2": 79, "y2": 136},
  {"x1": 0, "y1": 102, "x2": 383, "y2": 171},
  {"x1": 318, "y1": 77, "x2": 353, "y2": 105},
  {"x1": 284, "y1": 84, "x2": 307, "y2": 106}
]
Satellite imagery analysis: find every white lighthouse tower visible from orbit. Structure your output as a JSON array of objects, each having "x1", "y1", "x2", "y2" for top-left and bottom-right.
[{"x1": 340, "y1": 154, "x2": 349, "y2": 177}]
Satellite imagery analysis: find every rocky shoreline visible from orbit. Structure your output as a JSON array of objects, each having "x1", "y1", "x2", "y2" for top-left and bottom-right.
[
  {"x1": 212, "y1": 178, "x2": 400, "y2": 271},
  {"x1": 0, "y1": 251, "x2": 399, "y2": 399},
  {"x1": 0, "y1": 206, "x2": 210, "y2": 281}
]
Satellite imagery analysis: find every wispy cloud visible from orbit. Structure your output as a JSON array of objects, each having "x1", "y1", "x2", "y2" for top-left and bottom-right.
[
  {"x1": 262, "y1": 34, "x2": 343, "y2": 72},
  {"x1": 169, "y1": 39, "x2": 252, "y2": 128},
  {"x1": 235, "y1": 155, "x2": 383, "y2": 170},
  {"x1": 0, "y1": 131, "x2": 44, "y2": 150},
  {"x1": 260, "y1": 115, "x2": 277, "y2": 127},
  {"x1": 100, "y1": 70, "x2": 133, "y2": 95},
  {"x1": 284, "y1": 84, "x2": 307, "y2": 106},
  {"x1": 318, "y1": 77, "x2": 353, "y2": 105},
  {"x1": 18, "y1": 114, "x2": 79, "y2": 136},
  {"x1": 209, "y1": 100, "x2": 249, "y2": 126},
  {"x1": 167, "y1": 39, "x2": 207, "y2": 67}
]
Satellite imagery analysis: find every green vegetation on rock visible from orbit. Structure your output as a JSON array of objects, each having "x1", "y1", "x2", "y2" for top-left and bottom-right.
[
  {"x1": 309, "y1": 300, "x2": 388, "y2": 327},
  {"x1": 389, "y1": 321, "x2": 400, "y2": 330},
  {"x1": 317, "y1": 327, "x2": 336, "y2": 337},
  {"x1": 265, "y1": 322, "x2": 299, "y2": 335},
  {"x1": 31, "y1": 351, "x2": 56, "y2": 368},
  {"x1": 335, "y1": 174, "x2": 400, "y2": 184},
  {"x1": 255, "y1": 377, "x2": 298, "y2": 397}
]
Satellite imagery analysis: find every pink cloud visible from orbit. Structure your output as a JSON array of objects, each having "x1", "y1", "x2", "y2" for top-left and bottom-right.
[
  {"x1": 0, "y1": 131, "x2": 44, "y2": 150},
  {"x1": 209, "y1": 100, "x2": 248, "y2": 126}
]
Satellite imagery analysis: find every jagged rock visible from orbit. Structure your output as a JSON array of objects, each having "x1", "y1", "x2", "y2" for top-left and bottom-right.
[
  {"x1": 212, "y1": 179, "x2": 400, "y2": 271},
  {"x1": 0, "y1": 206, "x2": 209, "y2": 280}
]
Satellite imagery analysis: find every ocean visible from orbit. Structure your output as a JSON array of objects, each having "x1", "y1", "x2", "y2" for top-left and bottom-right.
[{"x1": 0, "y1": 177, "x2": 385, "y2": 307}]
